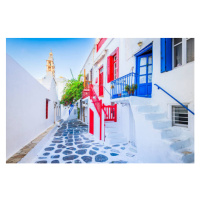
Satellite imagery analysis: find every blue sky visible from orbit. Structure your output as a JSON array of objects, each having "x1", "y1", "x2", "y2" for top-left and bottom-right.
[{"x1": 6, "y1": 38, "x2": 95, "y2": 80}]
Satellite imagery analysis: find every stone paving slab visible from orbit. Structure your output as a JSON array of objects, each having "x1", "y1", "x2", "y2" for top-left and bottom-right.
[{"x1": 33, "y1": 119, "x2": 137, "y2": 164}]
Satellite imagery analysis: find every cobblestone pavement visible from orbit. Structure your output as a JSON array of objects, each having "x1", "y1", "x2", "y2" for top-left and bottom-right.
[
  {"x1": 34, "y1": 119, "x2": 137, "y2": 164},
  {"x1": 7, "y1": 124, "x2": 56, "y2": 163}
]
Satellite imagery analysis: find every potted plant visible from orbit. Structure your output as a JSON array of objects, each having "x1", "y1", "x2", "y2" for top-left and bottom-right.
[
  {"x1": 130, "y1": 84, "x2": 138, "y2": 95},
  {"x1": 125, "y1": 85, "x2": 130, "y2": 93}
]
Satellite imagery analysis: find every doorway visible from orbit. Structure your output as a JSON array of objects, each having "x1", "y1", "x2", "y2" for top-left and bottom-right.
[{"x1": 136, "y1": 52, "x2": 153, "y2": 97}]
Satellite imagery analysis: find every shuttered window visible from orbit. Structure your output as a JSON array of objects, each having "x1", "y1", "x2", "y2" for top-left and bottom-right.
[
  {"x1": 161, "y1": 38, "x2": 172, "y2": 73},
  {"x1": 107, "y1": 47, "x2": 119, "y2": 83},
  {"x1": 107, "y1": 56, "x2": 113, "y2": 83},
  {"x1": 172, "y1": 105, "x2": 188, "y2": 127}
]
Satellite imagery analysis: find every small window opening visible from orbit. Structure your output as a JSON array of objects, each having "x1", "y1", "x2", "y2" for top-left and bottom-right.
[{"x1": 172, "y1": 105, "x2": 188, "y2": 127}]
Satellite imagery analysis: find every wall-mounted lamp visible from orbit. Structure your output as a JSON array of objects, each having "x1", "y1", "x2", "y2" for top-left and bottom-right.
[{"x1": 138, "y1": 41, "x2": 143, "y2": 47}]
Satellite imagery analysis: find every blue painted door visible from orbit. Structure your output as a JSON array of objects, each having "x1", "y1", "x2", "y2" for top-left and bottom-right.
[{"x1": 136, "y1": 53, "x2": 153, "y2": 97}]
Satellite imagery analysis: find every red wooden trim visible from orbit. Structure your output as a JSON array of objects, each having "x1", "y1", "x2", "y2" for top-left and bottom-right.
[
  {"x1": 115, "y1": 104, "x2": 117, "y2": 122},
  {"x1": 103, "y1": 104, "x2": 117, "y2": 122},
  {"x1": 107, "y1": 56, "x2": 111, "y2": 83},
  {"x1": 96, "y1": 38, "x2": 107, "y2": 52},
  {"x1": 82, "y1": 88, "x2": 90, "y2": 99},
  {"x1": 89, "y1": 108, "x2": 94, "y2": 135},
  {"x1": 99, "y1": 65, "x2": 104, "y2": 96},
  {"x1": 46, "y1": 99, "x2": 48, "y2": 119},
  {"x1": 110, "y1": 47, "x2": 118, "y2": 56},
  {"x1": 100, "y1": 99, "x2": 102, "y2": 140},
  {"x1": 108, "y1": 47, "x2": 119, "y2": 82}
]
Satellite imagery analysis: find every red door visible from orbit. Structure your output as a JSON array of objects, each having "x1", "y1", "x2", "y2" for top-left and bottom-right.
[
  {"x1": 89, "y1": 109, "x2": 94, "y2": 135},
  {"x1": 99, "y1": 66, "x2": 104, "y2": 96}
]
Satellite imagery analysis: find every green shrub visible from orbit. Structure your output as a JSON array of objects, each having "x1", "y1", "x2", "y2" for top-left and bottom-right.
[{"x1": 60, "y1": 74, "x2": 84, "y2": 106}]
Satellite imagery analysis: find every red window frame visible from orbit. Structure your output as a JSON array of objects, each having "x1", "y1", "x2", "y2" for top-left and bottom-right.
[
  {"x1": 107, "y1": 47, "x2": 119, "y2": 83},
  {"x1": 46, "y1": 99, "x2": 49, "y2": 119},
  {"x1": 96, "y1": 38, "x2": 107, "y2": 52}
]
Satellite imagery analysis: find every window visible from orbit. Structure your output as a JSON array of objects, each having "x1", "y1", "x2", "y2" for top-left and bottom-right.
[
  {"x1": 161, "y1": 38, "x2": 194, "y2": 73},
  {"x1": 114, "y1": 55, "x2": 117, "y2": 80},
  {"x1": 107, "y1": 47, "x2": 119, "y2": 83},
  {"x1": 46, "y1": 99, "x2": 49, "y2": 119},
  {"x1": 172, "y1": 105, "x2": 188, "y2": 127},
  {"x1": 187, "y1": 38, "x2": 194, "y2": 63},
  {"x1": 173, "y1": 38, "x2": 182, "y2": 67}
]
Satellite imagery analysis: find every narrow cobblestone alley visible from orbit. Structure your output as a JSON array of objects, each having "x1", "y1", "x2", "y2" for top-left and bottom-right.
[{"x1": 31, "y1": 119, "x2": 137, "y2": 164}]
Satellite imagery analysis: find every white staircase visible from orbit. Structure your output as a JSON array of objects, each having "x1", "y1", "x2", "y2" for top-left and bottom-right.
[
  {"x1": 129, "y1": 96, "x2": 194, "y2": 163},
  {"x1": 104, "y1": 121, "x2": 127, "y2": 145}
]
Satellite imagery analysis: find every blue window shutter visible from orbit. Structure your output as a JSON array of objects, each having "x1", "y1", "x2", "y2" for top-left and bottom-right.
[
  {"x1": 165, "y1": 38, "x2": 172, "y2": 71},
  {"x1": 161, "y1": 38, "x2": 166, "y2": 73}
]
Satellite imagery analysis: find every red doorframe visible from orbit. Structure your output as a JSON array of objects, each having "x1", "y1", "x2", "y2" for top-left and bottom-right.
[
  {"x1": 89, "y1": 108, "x2": 94, "y2": 135},
  {"x1": 99, "y1": 66, "x2": 104, "y2": 96}
]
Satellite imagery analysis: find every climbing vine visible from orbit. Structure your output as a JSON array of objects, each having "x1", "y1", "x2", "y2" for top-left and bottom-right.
[{"x1": 60, "y1": 74, "x2": 84, "y2": 106}]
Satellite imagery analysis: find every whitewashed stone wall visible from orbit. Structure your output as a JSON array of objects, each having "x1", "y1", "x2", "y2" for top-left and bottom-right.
[{"x1": 6, "y1": 55, "x2": 60, "y2": 160}]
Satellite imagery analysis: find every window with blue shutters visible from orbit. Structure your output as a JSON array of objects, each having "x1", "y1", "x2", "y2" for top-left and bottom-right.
[{"x1": 161, "y1": 38, "x2": 172, "y2": 73}]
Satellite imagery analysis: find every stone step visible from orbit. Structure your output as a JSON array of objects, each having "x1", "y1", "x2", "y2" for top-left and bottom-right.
[
  {"x1": 170, "y1": 137, "x2": 191, "y2": 151},
  {"x1": 181, "y1": 152, "x2": 194, "y2": 163},
  {"x1": 161, "y1": 128, "x2": 182, "y2": 139},
  {"x1": 106, "y1": 137, "x2": 127, "y2": 145},
  {"x1": 105, "y1": 127, "x2": 117, "y2": 133},
  {"x1": 105, "y1": 132, "x2": 124, "y2": 139},
  {"x1": 145, "y1": 113, "x2": 166, "y2": 121},
  {"x1": 129, "y1": 96, "x2": 152, "y2": 105},
  {"x1": 153, "y1": 120, "x2": 171, "y2": 130},
  {"x1": 175, "y1": 146, "x2": 194, "y2": 163},
  {"x1": 105, "y1": 124, "x2": 117, "y2": 128},
  {"x1": 137, "y1": 105, "x2": 159, "y2": 113}
]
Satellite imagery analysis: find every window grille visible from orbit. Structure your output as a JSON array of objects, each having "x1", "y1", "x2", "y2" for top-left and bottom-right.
[{"x1": 172, "y1": 105, "x2": 188, "y2": 127}]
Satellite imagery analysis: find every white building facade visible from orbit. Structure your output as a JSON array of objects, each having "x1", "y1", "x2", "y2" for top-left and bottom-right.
[
  {"x1": 79, "y1": 38, "x2": 194, "y2": 163},
  {"x1": 6, "y1": 52, "x2": 62, "y2": 160}
]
